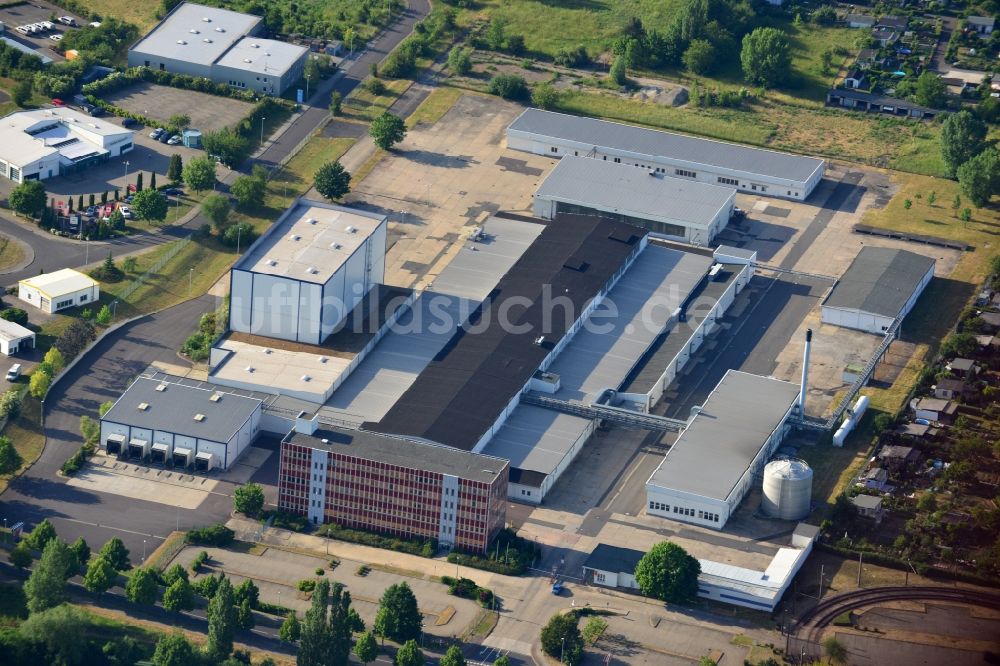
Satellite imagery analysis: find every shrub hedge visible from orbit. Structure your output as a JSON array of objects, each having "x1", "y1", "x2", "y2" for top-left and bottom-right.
[
  {"x1": 185, "y1": 524, "x2": 234, "y2": 547},
  {"x1": 316, "y1": 522, "x2": 436, "y2": 558}
]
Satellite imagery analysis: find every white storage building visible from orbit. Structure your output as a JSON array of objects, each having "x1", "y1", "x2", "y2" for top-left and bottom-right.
[
  {"x1": 99, "y1": 375, "x2": 265, "y2": 471},
  {"x1": 0, "y1": 107, "x2": 134, "y2": 183},
  {"x1": 507, "y1": 109, "x2": 826, "y2": 201},
  {"x1": 18, "y1": 268, "x2": 99, "y2": 313},
  {"x1": 821, "y1": 247, "x2": 935, "y2": 335},
  {"x1": 229, "y1": 199, "x2": 387, "y2": 345},
  {"x1": 533, "y1": 156, "x2": 736, "y2": 245},
  {"x1": 0, "y1": 319, "x2": 35, "y2": 356},
  {"x1": 127, "y1": 2, "x2": 308, "y2": 95},
  {"x1": 646, "y1": 370, "x2": 801, "y2": 529}
]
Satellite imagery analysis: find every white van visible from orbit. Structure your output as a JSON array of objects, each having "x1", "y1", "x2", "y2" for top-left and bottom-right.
[{"x1": 6, "y1": 364, "x2": 22, "y2": 382}]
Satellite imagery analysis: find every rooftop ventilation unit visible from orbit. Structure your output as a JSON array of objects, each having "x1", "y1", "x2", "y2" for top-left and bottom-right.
[
  {"x1": 209, "y1": 393, "x2": 222, "y2": 402},
  {"x1": 307, "y1": 218, "x2": 317, "y2": 225},
  {"x1": 189, "y1": 28, "x2": 199, "y2": 33},
  {"x1": 345, "y1": 225, "x2": 357, "y2": 233},
  {"x1": 177, "y1": 39, "x2": 187, "y2": 45},
  {"x1": 263, "y1": 348, "x2": 272, "y2": 354},
  {"x1": 249, "y1": 43, "x2": 259, "y2": 48},
  {"x1": 193, "y1": 413, "x2": 205, "y2": 422},
  {"x1": 319, "y1": 356, "x2": 328, "y2": 364},
  {"x1": 243, "y1": 58, "x2": 252, "y2": 63},
  {"x1": 155, "y1": 384, "x2": 167, "y2": 392},
  {"x1": 215, "y1": 26, "x2": 225, "y2": 32},
  {"x1": 245, "y1": 365, "x2": 255, "y2": 373},
  {"x1": 289, "y1": 234, "x2": 301, "y2": 241},
  {"x1": 267, "y1": 259, "x2": 277, "y2": 266},
  {"x1": 203, "y1": 38, "x2": 212, "y2": 43},
  {"x1": 137, "y1": 402, "x2": 149, "y2": 411},
  {"x1": 321, "y1": 438, "x2": 329, "y2": 444},
  {"x1": 301, "y1": 375, "x2": 311, "y2": 382},
  {"x1": 202, "y1": 16, "x2": 211, "y2": 21},
  {"x1": 306, "y1": 267, "x2": 318, "y2": 275},
  {"x1": 330, "y1": 242, "x2": 342, "y2": 250}
]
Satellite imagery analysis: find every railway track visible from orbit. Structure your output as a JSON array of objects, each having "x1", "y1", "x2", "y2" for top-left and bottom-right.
[{"x1": 793, "y1": 585, "x2": 1000, "y2": 646}]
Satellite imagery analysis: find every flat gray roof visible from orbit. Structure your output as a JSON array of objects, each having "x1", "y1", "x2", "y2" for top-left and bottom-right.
[
  {"x1": 481, "y1": 405, "x2": 591, "y2": 485},
  {"x1": 647, "y1": 370, "x2": 800, "y2": 502},
  {"x1": 288, "y1": 427, "x2": 508, "y2": 484},
  {"x1": 102, "y1": 376, "x2": 264, "y2": 443},
  {"x1": 535, "y1": 156, "x2": 734, "y2": 228},
  {"x1": 130, "y1": 2, "x2": 259, "y2": 66},
  {"x1": 508, "y1": 109, "x2": 825, "y2": 183},
  {"x1": 823, "y1": 247, "x2": 935, "y2": 318},
  {"x1": 215, "y1": 36, "x2": 307, "y2": 76}
]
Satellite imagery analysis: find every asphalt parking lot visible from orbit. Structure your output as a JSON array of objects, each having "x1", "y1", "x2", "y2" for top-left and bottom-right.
[
  {"x1": 0, "y1": 0, "x2": 78, "y2": 61},
  {"x1": 105, "y1": 82, "x2": 255, "y2": 134}
]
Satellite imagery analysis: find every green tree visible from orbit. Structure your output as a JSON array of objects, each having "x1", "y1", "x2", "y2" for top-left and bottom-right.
[
  {"x1": 447, "y1": 46, "x2": 472, "y2": 75},
  {"x1": 374, "y1": 582, "x2": 422, "y2": 643},
  {"x1": 914, "y1": 71, "x2": 946, "y2": 108},
  {"x1": 0, "y1": 308, "x2": 27, "y2": 326},
  {"x1": 314, "y1": 160, "x2": 352, "y2": 201},
  {"x1": 18, "y1": 604, "x2": 87, "y2": 666},
  {"x1": 369, "y1": 112, "x2": 407, "y2": 150},
  {"x1": 26, "y1": 518, "x2": 57, "y2": 551},
  {"x1": 354, "y1": 631, "x2": 377, "y2": 663},
  {"x1": 231, "y1": 173, "x2": 266, "y2": 209},
  {"x1": 940, "y1": 110, "x2": 988, "y2": 177},
  {"x1": 0, "y1": 435, "x2": 23, "y2": 474},
  {"x1": 12, "y1": 78, "x2": 33, "y2": 107},
  {"x1": 823, "y1": 636, "x2": 848, "y2": 664},
  {"x1": 167, "y1": 154, "x2": 184, "y2": 184},
  {"x1": 634, "y1": 541, "x2": 701, "y2": 603},
  {"x1": 394, "y1": 640, "x2": 424, "y2": 666},
  {"x1": 206, "y1": 576, "x2": 237, "y2": 661},
  {"x1": 125, "y1": 567, "x2": 159, "y2": 605},
  {"x1": 152, "y1": 633, "x2": 198, "y2": 666},
  {"x1": 202, "y1": 127, "x2": 251, "y2": 167},
  {"x1": 150, "y1": 172, "x2": 157, "y2": 191},
  {"x1": 10, "y1": 541, "x2": 32, "y2": 569},
  {"x1": 532, "y1": 83, "x2": 560, "y2": 110},
  {"x1": 582, "y1": 616, "x2": 608, "y2": 645},
  {"x1": 25, "y1": 539, "x2": 73, "y2": 613},
  {"x1": 961, "y1": 207, "x2": 972, "y2": 224},
  {"x1": 163, "y1": 575, "x2": 195, "y2": 614},
  {"x1": 234, "y1": 578, "x2": 259, "y2": 608},
  {"x1": 440, "y1": 645, "x2": 466, "y2": 666},
  {"x1": 43, "y1": 347, "x2": 65, "y2": 375},
  {"x1": 683, "y1": 39, "x2": 716, "y2": 75},
  {"x1": 958, "y1": 148, "x2": 1000, "y2": 207},
  {"x1": 233, "y1": 482, "x2": 265, "y2": 517},
  {"x1": 80, "y1": 415, "x2": 100, "y2": 445},
  {"x1": 83, "y1": 556, "x2": 117, "y2": 595},
  {"x1": 135, "y1": 172, "x2": 144, "y2": 193},
  {"x1": 108, "y1": 208, "x2": 126, "y2": 230},
  {"x1": 488, "y1": 74, "x2": 530, "y2": 100},
  {"x1": 493, "y1": 656, "x2": 512, "y2": 666},
  {"x1": 0, "y1": 390, "x2": 21, "y2": 419},
  {"x1": 298, "y1": 578, "x2": 331, "y2": 666},
  {"x1": 183, "y1": 156, "x2": 217, "y2": 192},
  {"x1": 610, "y1": 54, "x2": 627, "y2": 85},
  {"x1": 698, "y1": 657, "x2": 718, "y2": 666},
  {"x1": 163, "y1": 563, "x2": 189, "y2": 587},
  {"x1": 132, "y1": 189, "x2": 168, "y2": 222},
  {"x1": 9, "y1": 180, "x2": 47, "y2": 216},
  {"x1": 740, "y1": 27, "x2": 791, "y2": 87},
  {"x1": 99, "y1": 537, "x2": 131, "y2": 571},
  {"x1": 236, "y1": 597, "x2": 254, "y2": 630},
  {"x1": 201, "y1": 193, "x2": 231, "y2": 230},
  {"x1": 330, "y1": 91, "x2": 343, "y2": 116},
  {"x1": 29, "y1": 369, "x2": 50, "y2": 399},
  {"x1": 168, "y1": 114, "x2": 191, "y2": 130},
  {"x1": 279, "y1": 610, "x2": 301, "y2": 643},
  {"x1": 540, "y1": 613, "x2": 583, "y2": 666},
  {"x1": 69, "y1": 536, "x2": 90, "y2": 571},
  {"x1": 122, "y1": 256, "x2": 138, "y2": 273}
]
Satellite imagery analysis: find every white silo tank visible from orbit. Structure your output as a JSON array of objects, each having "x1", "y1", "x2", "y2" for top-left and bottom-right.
[{"x1": 762, "y1": 459, "x2": 813, "y2": 520}]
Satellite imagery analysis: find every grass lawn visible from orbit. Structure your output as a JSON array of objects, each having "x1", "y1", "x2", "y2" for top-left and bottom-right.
[
  {"x1": 0, "y1": 393, "x2": 43, "y2": 495},
  {"x1": 0, "y1": 234, "x2": 26, "y2": 272},
  {"x1": 406, "y1": 86, "x2": 465, "y2": 128},
  {"x1": 72, "y1": 0, "x2": 160, "y2": 30},
  {"x1": 342, "y1": 77, "x2": 412, "y2": 123}
]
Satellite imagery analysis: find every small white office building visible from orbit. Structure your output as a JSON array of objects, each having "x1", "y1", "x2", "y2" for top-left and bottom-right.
[
  {"x1": 0, "y1": 107, "x2": 134, "y2": 183},
  {"x1": 229, "y1": 198, "x2": 387, "y2": 345},
  {"x1": 821, "y1": 247, "x2": 935, "y2": 335},
  {"x1": 18, "y1": 268, "x2": 100, "y2": 314},
  {"x1": 507, "y1": 108, "x2": 826, "y2": 201},
  {"x1": 533, "y1": 156, "x2": 736, "y2": 245},
  {"x1": 0, "y1": 319, "x2": 35, "y2": 356},
  {"x1": 646, "y1": 370, "x2": 801, "y2": 529},
  {"x1": 100, "y1": 375, "x2": 264, "y2": 471}
]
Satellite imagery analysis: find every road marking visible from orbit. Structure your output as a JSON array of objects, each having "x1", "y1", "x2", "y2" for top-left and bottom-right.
[{"x1": 59, "y1": 516, "x2": 167, "y2": 540}]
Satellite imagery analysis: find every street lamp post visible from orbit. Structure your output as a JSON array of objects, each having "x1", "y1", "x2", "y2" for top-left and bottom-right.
[
  {"x1": 142, "y1": 539, "x2": 147, "y2": 562},
  {"x1": 123, "y1": 161, "x2": 130, "y2": 191},
  {"x1": 561, "y1": 637, "x2": 565, "y2": 664},
  {"x1": 236, "y1": 224, "x2": 242, "y2": 255},
  {"x1": 188, "y1": 268, "x2": 193, "y2": 295},
  {"x1": 111, "y1": 300, "x2": 118, "y2": 322},
  {"x1": 260, "y1": 117, "x2": 266, "y2": 145}
]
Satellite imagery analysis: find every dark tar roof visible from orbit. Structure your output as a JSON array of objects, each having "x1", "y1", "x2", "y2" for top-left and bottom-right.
[
  {"x1": 365, "y1": 214, "x2": 647, "y2": 451},
  {"x1": 583, "y1": 544, "x2": 645, "y2": 574},
  {"x1": 101, "y1": 376, "x2": 263, "y2": 443},
  {"x1": 827, "y1": 88, "x2": 944, "y2": 114},
  {"x1": 823, "y1": 247, "x2": 934, "y2": 318},
  {"x1": 286, "y1": 427, "x2": 508, "y2": 484},
  {"x1": 508, "y1": 109, "x2": 824, "y2": 183}
]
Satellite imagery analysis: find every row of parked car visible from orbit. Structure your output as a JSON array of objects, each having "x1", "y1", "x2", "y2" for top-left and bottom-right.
[
  {"x1": 150, "y1": 127, "x2": 183, "y2": 145},
  {"x1": 14, "y1": 19, "x2": 61, "y2": 41}
]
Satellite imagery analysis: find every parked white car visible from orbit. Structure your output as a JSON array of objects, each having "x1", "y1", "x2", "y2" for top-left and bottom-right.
[
  {"x1": 57, "y1": 16, "x2": 76, "y2": 26},
  {"x1": 119, "y1": 205, "x2": 133, "y2": 219},
  {"x1": 49, "y1": 33, "x2": 63, "y2": 41}
]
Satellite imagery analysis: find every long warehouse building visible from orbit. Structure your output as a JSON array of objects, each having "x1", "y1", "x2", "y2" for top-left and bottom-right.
[{"x1": 507, "y1": 109, "x2": 826, "y2": 201}]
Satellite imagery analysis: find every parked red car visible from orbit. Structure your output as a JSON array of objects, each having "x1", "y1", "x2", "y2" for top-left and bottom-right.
[{"x1": 51, "y1": 98, "x2": 66, "y2": 106}]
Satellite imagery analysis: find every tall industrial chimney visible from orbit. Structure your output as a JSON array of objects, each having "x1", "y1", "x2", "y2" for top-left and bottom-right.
[{"x1": 799, "y1": 329, "x2": 812, "y2": 413}]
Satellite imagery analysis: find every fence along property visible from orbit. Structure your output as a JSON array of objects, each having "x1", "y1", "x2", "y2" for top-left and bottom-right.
[{"x1": 116, "y1": 235, "x2": 192, "y2": 304}]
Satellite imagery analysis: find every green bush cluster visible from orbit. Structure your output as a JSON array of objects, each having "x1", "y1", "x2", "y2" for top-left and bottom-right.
[
  {"x1": 446, "y1": 528, "x2": 538, "y2": 576},
  {"x1": 261, "y1": 509, "x2": 311, "y2": 533},
  {"x1": 316, "y1": 522, "x2": 436, "y2": 557},
  {"x1": 60, "y1": 442, "x2": 94, "y2": 476},
  {"x1": 181, "y1": 311, "x2": 221, "y2": 362},
  {"x1": 191, "y1": 550, "x2": 209, "y2": 572},
  {"x1": 185, "y1": 524, "x2": 234, "y2": 547},
  {"x1": 440, "y1": 576, "x2": 494, "y2": 607},
  {"x1": 84, "y1": 66, "x2": 263, "y2": 103}
]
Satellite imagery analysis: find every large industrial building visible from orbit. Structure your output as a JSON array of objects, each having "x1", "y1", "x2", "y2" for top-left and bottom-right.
[
  {"x1": 646, "y1": 370, "x2": 801, "y2": 529},
  {"x1": 0, "y1": 107, "x2": 134, "y2": 183},
  {"x1": 821, "y1": 247, "x2": 935, "y2": 335},
  {"x1": 99, "y1": 374, "x2": 268, "y2": 471},
  {"x1": 532, "y1": 156, "x2": 736, "y2": 245},
  {"x1": 507, "y1": 109, "x2": 826, "y2": 201},
  {"x1": 278, "y1": 414, "x2": 509, "y2": 552},
  {"x1": 229, "y1": 199, "x2": 388, "y2": 345},
  {"x1": 127, "y1": 2, "x2": 308, "y2": 95}
]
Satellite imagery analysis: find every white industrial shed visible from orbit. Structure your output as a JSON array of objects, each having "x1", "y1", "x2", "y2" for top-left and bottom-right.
[
  {"x1": 229, "y1": 198, "x2": 387, "y2": 345},
  {"x1": 821, "y1": 247, "x2": 935, "y2": 335},
  {"x1": 0, "y1": 319, "x2": 35, "y2": 356},
  {"x1": 533, "y1": 156, "x2": 736, "y2": 245},
  {"x1": 507, "y1": 109, "x2": 826, "y2": 201},
  {"x1": 646, "y1": 370, "x2": 801, "y2": 529},
  {"x1": 100, "y1": 375, "x2": 265, "y2": 471},
  {"x1": 0, "y1": 107, "x2": 134, "y2": 183},
  {"x1": 18, "y1": 268, "x2": 99, "y2": 313},
  {"x1": 127, "y1": 2, "x2": 307, "y2": 95}
]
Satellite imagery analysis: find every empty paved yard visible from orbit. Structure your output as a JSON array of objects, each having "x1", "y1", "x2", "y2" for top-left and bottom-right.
[{"x1": 105, "y1": 82, "x2": 254, "y2": 133}]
